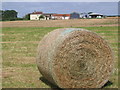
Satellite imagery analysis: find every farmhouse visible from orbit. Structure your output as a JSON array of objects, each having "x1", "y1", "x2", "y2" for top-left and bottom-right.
[
  {"x1": 30, "y1": 11, "x2": 43, "y2": 20},
  {"x1": 30, "y1": 11, "x2": 55, "y2": 20},
  {"x1": 52, "y1": 14, "x2": 70, "y2": 20}
]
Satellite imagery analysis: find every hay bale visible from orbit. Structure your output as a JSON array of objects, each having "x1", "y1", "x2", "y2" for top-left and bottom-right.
[{"x1": 36, "y1": 28, "x2": 114, "y2": 88}]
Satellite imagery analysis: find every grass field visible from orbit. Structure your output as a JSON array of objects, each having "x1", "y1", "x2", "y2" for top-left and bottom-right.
[{"x1": 2, "y1": 26, "x2": 118, "y2": 88}]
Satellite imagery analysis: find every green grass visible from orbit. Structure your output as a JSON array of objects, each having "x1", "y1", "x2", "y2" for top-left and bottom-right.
[{"x1": 2, "y1": 26, "x2": 118, "y2": 88}]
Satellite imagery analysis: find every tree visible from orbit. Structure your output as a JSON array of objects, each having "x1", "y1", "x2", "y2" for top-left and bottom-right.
[
  {"x1": 0, "y1": 10, "x2": 3, "y2": 21},
  {"x1": 2, "y1": 10, "x2": 18, "y2": 21},
  {"x1": 24, "y1": 13, "x2": 30, "y2": 20},
  {"x1": 39, "y1": 15, "x2": 45, "y2": 20}
]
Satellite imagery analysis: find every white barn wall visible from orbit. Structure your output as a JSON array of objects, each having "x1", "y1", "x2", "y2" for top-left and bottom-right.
[
  {"x1": 30, "y1": 14, "x2": 49, "y2": 20},
  {"x1": 30, "y1": 14, "x2": 42, "y2": 20},
  {"x1": 62, "y1": 17, "x2": 69, "y2": 19}
]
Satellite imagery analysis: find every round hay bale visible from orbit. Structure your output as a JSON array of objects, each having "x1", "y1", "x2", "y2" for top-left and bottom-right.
[{"x1": 36, "y1": 28, "x2": 114, "y2": 88}]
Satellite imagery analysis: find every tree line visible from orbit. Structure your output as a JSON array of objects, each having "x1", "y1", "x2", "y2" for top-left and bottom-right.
[{"x1": 0, "y1": 10, "x2": 30, "y2": 21}]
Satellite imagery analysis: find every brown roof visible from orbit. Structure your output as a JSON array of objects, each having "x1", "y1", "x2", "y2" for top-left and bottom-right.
[
  {"x1": 32, "y1": 12, "x2": 43, "y2": 14},
  {"x1": 53, "y1": 14, "x2": 70, "y2": 17}
]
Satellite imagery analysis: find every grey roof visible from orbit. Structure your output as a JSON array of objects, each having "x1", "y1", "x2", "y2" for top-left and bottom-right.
[{"x1": 89, "y1": 13, "x2": 103, "y2": 15}]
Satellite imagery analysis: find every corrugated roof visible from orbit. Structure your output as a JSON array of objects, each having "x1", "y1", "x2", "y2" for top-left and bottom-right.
[{"x1": 89, "y1": 13, "x2": 103, "y2": 15}]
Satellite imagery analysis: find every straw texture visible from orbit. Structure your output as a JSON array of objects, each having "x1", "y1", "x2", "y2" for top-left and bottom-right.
[{"x1": 36, "y1": 28, "x2": 114, "y2": 88}]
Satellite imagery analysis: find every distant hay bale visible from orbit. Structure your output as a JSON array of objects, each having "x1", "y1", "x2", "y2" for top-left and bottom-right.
[{"x1": 36, "y1": 28, "x2": 114, "y2": 88}]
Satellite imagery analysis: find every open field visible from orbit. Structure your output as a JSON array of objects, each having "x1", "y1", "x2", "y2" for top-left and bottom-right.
[
  {"x1": 1, "y1": 18, "x2": 118, "y2": 88},
  {"x1": 1, "y1": 18, "x2": 118, "y2": 28},
  {"x1": 2, "y1": 26, "x2": 118, "y2": 88}
]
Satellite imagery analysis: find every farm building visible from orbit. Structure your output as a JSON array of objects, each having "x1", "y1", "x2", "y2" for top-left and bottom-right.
[
  {"x1": 30, "y1": 11, "x2": 71, "y2": 20},
  {"x1": 88, "y1": 13, "x2": 104, "y2": 18},
  {"x1": 80, "y1": 13, "x2": 89, "y2": 18},
  {"x1": 30, "y1": 11, "x2": 44, "y2": 20},
  {"x1": 51, "y1": 14, "x2": 70, "y2": 20},
  {"x1": 43, "y1": 13, "x2": 56, "y2": 20},
  {"x1": 70, "y1": 12, "x2": 80, "y2": 19},
  {"x1": 30, "y1": 11, "x2": 105, "y2": 20}
]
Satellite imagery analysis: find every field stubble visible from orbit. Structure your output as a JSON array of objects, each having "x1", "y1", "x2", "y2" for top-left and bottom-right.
[
  {"x1": 1, "y1": 18, "x2": 118, "y2": 88},
  {"x1": 2, "y1": 18, "x2": 118, "y2": 28}
]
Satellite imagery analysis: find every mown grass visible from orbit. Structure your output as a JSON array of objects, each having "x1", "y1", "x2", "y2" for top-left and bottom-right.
[{"x1": 2, "y1": 26, "x2": 118, "y2": 88}]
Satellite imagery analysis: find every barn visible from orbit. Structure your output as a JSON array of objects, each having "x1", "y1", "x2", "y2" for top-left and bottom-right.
[{"x1": 70, "y1": 12, "x2": 80, "y2": 19}]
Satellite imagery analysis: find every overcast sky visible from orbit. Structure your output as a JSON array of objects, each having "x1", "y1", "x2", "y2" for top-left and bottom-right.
[{"x1": 2, "y1": 2, "x2": 118, "y2": 17}]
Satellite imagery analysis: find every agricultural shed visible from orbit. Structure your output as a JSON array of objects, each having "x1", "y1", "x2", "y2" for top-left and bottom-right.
[
  {"x1": 70, "y1": 12, "x2": 80, "y2": 19},
  {"x1": 89, "y1": 13, "x2": 104, "y2": 18}
]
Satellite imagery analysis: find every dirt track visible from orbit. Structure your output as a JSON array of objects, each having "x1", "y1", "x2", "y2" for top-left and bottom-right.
[{"x1": 1, "y1": 18, "x2": 118, "y2": 27}]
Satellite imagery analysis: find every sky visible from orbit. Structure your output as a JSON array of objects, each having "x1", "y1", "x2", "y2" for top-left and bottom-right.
[
  {"x1": 2, "y1": 0, "x2": 120, "y2": 2},
  {"x1": 2, "y1": 2, "x2": 118, "y2": 18}
]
